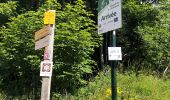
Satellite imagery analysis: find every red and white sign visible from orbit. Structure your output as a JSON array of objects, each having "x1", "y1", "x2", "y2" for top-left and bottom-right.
[
  {"x1": 44, "y1": 52, "x2": 50, "y2": 60},
  {"x1": 40, "y1": 61, "x2": 53, "y2": 76}
]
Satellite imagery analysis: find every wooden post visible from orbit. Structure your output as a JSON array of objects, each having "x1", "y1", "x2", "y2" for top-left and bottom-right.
[
  {"x1": 40, "y1": 24, "x2": 55, "y2": 100},
  {"x1": 40, "y1": 10, "x2": 55, "y2": 100}
]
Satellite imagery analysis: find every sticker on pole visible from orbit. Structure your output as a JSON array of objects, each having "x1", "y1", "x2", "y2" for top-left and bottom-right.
[
  {"x1": 108, "y1": 47, "x2": 122, "y2": 60},
  {"x1": 40, "y1": 61, "x2": 53, "y2": 76},
  {"x1": 44, "y1": 52, "x2": 50, "y2": 60}
]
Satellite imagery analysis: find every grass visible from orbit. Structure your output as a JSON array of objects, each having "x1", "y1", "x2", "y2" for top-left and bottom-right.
[
  {"x1": 52, "y1": 70, "x2": 170, "y2": 100},
  {"x1": 118, "y1": 73, "x2": 170, "y2": 100},
  {"x1": 1, "y1": 69, "x2": 170, "y2": 100}
]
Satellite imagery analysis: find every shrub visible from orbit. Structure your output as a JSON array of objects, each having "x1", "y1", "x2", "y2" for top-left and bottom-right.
[{"x1": 0, "y1": 0, "x2": 101, "y2": 97}]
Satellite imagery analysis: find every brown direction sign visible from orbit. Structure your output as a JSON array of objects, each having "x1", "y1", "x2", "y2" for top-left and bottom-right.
[{"x1": 35, "y1": 25, "x2": 51, "y2": 41}]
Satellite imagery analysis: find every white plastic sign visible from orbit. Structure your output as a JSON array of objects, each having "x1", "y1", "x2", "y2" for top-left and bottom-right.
[
  {"x1": 108, "y1": 47, "x2": 122, "y2": 60},
  {"x1": 40, "y1": 61, "x2": 53, "y2": 76},
  {"x1": 98, "y1": 0, "x2": 122, "y2": 34}
]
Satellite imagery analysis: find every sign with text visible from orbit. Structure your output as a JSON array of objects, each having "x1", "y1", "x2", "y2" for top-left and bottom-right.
[
  {"x1": 35, "y1": 35, "x2": 50, "y2": 50},
  {"x1": 35, "y1": 26, "x2": 51, "y2": 41},
  {"x1": 108, "y1": 47, "x2": 122, "y2": 60},
  {"x1": 44, "y1": 10, "x2": 56, "y2": 24},
  {"x1": 40, "y1": 61, "x2": 53, "y2": 76},
  {"x1": 98, "y1": 0, "x2": 122, "y2": 34}
]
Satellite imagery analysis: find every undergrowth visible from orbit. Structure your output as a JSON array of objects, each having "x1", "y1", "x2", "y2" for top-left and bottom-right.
[
  {"x1": 52, "y1": 70, "x2": 170, "y2": 100},
  {"x1": 0, "y1": 70, "x2": 169, "y2": 100}
]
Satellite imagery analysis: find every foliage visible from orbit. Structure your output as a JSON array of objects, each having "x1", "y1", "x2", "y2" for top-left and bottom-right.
[
  {"x1": 0, "y1": 0, "x2": 101, "y2": 98},
  {"x1": 119, "y1": 0, "x2": 158, "y2": 71},
  {"x1": 118, "y1": 73, "x2": 170, "y2": 100},
  {"x1": 137, "y1": 0, "x2": 170, "y2": 71},
  {"x1": 0, "y1": 10, "x2": 43, "y2": 98},
  {"x1": 52, "y1": 71, "x2": 111, "y2": 100},
  {"x1": 118, "y1": 0, "x2": 170, "y2": 73},
  {"x1": 0, "y1": 1, "x2": 17, "y2": 25},
  {"x1": 53, "y1": 71, "x2": 170, "y2": 100},
  {"x1": 0, "y1": 0, "x2": 170, "y2": 99},
  {"x1": 51, "y1": 0, "x2": 102, "y2": 92}
]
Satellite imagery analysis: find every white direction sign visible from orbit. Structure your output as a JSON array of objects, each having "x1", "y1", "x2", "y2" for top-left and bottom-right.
[
  {"x1": 108, "y1": 47, "x2": 122, "y2": 60},
  {"x1": 35, "y1": 35, "x2": 50, "y2": 50},
  {"x1": 40, "y1": 61, "x2": 53, "y2": 76},
  {"x1": 98, "y1": 0, "x2": 122, "y2": 34}
]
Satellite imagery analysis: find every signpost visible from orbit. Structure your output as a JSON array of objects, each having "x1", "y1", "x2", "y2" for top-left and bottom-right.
[
  {"x1": 98, "y1": 0, "x2": 122, "y2": 100},
  {"x1": 35, "y1": 10, "x2": 55, "y2": 100}
]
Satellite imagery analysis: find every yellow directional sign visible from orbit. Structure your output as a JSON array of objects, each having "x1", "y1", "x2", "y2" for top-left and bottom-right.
[{"x1": 44, "y1": 10, "x2": 56, "y2": 24}]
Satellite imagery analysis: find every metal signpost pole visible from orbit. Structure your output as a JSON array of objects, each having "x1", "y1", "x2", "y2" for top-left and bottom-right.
[
  {"x1": 98, "y1": 0, "x2": 122, "y2": 100},
  {"x1": 111, "y1": 31, "x2": 117, "y2": 100}
]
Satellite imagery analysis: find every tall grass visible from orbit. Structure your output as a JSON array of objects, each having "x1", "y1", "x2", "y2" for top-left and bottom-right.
[
  {"x1": 52, "y1": 70, "x2": 170, "y2": 100},
  {"x1": 118, "y1": 73, "x2": 170, "y2": 100},
  {"x1": 1, "y1": 70, "x2": 169, "y2": 100},
  {"x1": 0, "y1": 91, "x2": 7, "y2": 100}
]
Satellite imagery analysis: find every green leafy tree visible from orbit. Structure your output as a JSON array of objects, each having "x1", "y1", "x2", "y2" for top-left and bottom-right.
[
  {"x1": 51, "y1": 0, "x2": 101, "y2": 92},
  {"x1": 0, "y1": 0, "x2": 101, "y2": 98},
  {"x1": 118, "y1": 0, "x2": 159, "y2": 71},
  {"x1": 137, "y1": 0, "x2": 170, "y2": 72},
  {"x1": 0, "y1": 1, "x2": 17, "y2": 25}
]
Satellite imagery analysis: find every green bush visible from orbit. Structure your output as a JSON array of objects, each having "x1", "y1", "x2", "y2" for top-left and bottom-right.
[
  {"x1": 137, "y1": 1, "x2": 170, "y2": 72},
  {"x1": 0, "y1": 1, "x2": 18, "y2": 25},
  {"x1": 0, "y1": 0, "x2": 101, "y2": 97},
  {"x1": 57, "y1": 71, "x2": 170, "y2": 100}
]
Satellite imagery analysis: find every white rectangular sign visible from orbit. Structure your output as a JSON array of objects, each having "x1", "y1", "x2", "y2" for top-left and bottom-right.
[
  {"x1": 35, "y1": 35, "x2": 50, "y2": 50},
  {"x1": 98, "y1": 0, "x2": 122, "y2": 34},
  {"x1": 40, "y1": 61, "x2": 53, "y2": 76},
  {"x1": 108, "y1": 47, "x2": 122, "y2": 60}
]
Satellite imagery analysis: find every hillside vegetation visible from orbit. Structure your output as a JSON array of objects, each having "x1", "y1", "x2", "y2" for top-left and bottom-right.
[
  {"x1": 52, "y1": 70, "x2": 170, "y2": 100},
  {"x1": 0, "y1": 0, "x2": 170, "y2": 99}
]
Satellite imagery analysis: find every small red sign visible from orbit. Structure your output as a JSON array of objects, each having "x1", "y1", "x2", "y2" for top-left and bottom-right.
[{"x1": 44, "y1": 52, "x2": 50, "y2": 60}]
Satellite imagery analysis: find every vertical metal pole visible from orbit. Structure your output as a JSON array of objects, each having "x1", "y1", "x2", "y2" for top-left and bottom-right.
[
  {"x1": 40, "y1": 24, "x2": 55, "y2": 100},
  {"x1": 111, "y1": 30, "x2": 117, "y2": 100}
]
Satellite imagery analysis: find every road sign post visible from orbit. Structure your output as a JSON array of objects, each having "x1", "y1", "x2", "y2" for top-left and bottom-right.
[
  {"x1": 34, "y1": 10, "x2": 55, "y2": 100},
  {"x1": 98, "y1": 0, "x2": 122, "y2": 100},
  {"x1": 111, "y1": 31, "x2": 117, "y2": 100},
  {"x1": 40, "y1": 24, "x2": 55, "y2": 100},
  {"x1": 40, "y1": 10, "x2": 55, "y2": 100}
]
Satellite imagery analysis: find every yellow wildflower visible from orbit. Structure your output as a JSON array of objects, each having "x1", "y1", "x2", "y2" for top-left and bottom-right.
[
  {"x1": 117, "y1": 87, "x2": 123, "y2": 95},
  {"x1": 106, "y1": 88, "x2": 111, "y2": 97}
]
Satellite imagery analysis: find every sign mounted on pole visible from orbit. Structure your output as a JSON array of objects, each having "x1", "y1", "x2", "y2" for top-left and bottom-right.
[
  {"x1": 35, "y1": 25, "x2": 51, "y2": 41},
  {"x1": 40, "y1": 10, "x2": 55, "y2": 100},
  {"x1": 35, "y1": 35, "x2": 50, "y2": 50},
  {"x1": 40, "y1": 61, "x2": 53, "y2": 76},
  {"x1": 98, "y1": 0, "x2": 122, "y2": 34},
  {"x1": 44, "y1": 11, "x2": 56, "y2": 24},
  {"x1": 108, "y1": 47, "x2": 122, "y2": 60}
]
